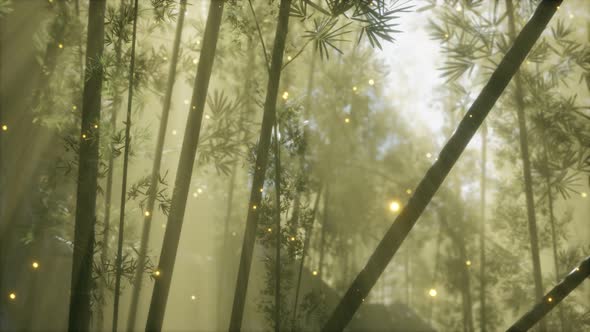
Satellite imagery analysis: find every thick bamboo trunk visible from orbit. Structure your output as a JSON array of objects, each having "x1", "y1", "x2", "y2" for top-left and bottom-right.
[
  {"x1": 479, "y1": 123, "x2": 487, "y2": 332},
  {"x1": 322, "y1": 1, "x2": 561, "y2": 329},
  {"x1": 145, "y1": 1, "x2": 224, "y2": 330},
  {"x1": 68, "y1": 0, "x2": 107, "y2": 330},
  {"x1": 228, "y1": 0, "x2": 291, "y2": 330},
  {"x1": 505, "y1": 4, "x2": 545, "y2": 331},
  {"x1": 507, "y1": 256, "x2": 590, "y2": 332},
  {"x1": 126, "y1": 2, "x2": 187, "y2": 331},
  {"x1": 112, "y1": 0, "x2": 139, "y2": 330}
]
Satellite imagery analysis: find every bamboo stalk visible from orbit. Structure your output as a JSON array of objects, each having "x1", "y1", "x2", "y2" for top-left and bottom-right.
[
  {"x1": 126, "y1": 2, "x2": 187, "y2": 331},
  {"x1": 321, "y1": 1, "x2": 562, "y2": 329}
]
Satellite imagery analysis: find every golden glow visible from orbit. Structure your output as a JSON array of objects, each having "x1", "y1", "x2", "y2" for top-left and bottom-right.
[
  {"x1": 259, "y1": 188, "x2": 263, "y2": 193},
  {"x1": 9, "y1": 293, "x2": 16, "y2": 300},
  {"x1": 465, "y1": 260, "x2": 471, "y2": 266},
  {"x1": 144, "y1": 211, "x2": 150, "y2": 217},
  {"x1": 267, "y1": 227, "x2": 272, "y2": 233},
  {"x1": 93, "y1": 124, "x2": 98, "y2": 129},
  {"x1": 82, "y1": 134, "x2": 87, "y2": 139},
  {"x1": 253, "y1": 205, "x2": 257, "y2": 210},
  {"x1": 287, "y1": 56, "x2": 292, "y2": 61},
  {"x1": 455, "y1": 4, "x2": 462, "y2": 11},
  {"x1": 581, "y1": 192, "x2": 587, "y2": 198},
  {"x1": 444, "y1": 33, "x2": 449, "y2": 39},
  {"x1": 58, "y1": 43, "x2": 64, "y2": 49},
  {"x1": 32, "y1": 261, "x2": 39, "y2": 269},
  {"x1": 197, "y1": 188, "x2": 203, "y2": 194},
  {"x1": 1, "y1": 125, "x2": 7, "y2": 131},
  {"x1": 290, "y1": 236, "x2": 296, "y2": 241},
  {"x1": 344, "y1": 117, "x2": 350, "y2": 123},
  {"x1": 282, "y1": 91, "x2": 289, "y2": 100},
  {"x1": 428, "y1": 288, "x2": 437, "y2": 297},
  {"x1": 352, "y1": 86, "x2": 357, "y2": 91},
  {"x1": 389, "y1": 200, "x2": 401, "y2": 212},
  {"x1": 406, "y1": 189, "x2": 412, "y2": 195},
  {"x1": 426, "y1": 152, "x2": 432, "y2": 158},
  {"x1": 547, "y1": 297, "x2": 553, "y2": 303},
  {"x1": 191, "y1": 295, "x2": 196, "y2": 300},
  {"x1": 172, "y1": 130, "x2": 177, "y2": 135},
  {"x1": 72, "y1": 105, "x2": 77, "y2": 110},
  {"x1": 312, "y1": 270, "x2": 318, "y2": 276},
  {"x1": 205, "y1": 114, "x2": 211, "y2": 120},
  {"x1": 368, "y1": 79, "x2": 375, "y2": 86},
  {"x1": 192, "y1": 59, "x2": 198, "y2": 64},
  {"x1": 154, "y1": 270, "x2": 161, "y2": 277}
]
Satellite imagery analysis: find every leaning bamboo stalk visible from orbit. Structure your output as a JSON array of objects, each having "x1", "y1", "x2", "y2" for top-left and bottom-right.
[
  {"x1": 126, "y1": 1, "x2": 187, "y2": 331},
  {"x1": 507, "y1": 256, "x2": 590, "y2": 332},
  {"x1": 145, "y1": 1, "x2": 225, "y2": 330},
  {"x1": 322, "y1": 1, "x2": 562, "y2": 330},
  {"x1": 229, "y1": 0, "x2": 292, "y2": 330}
]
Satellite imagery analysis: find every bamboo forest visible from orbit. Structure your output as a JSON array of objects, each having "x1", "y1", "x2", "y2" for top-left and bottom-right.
[{"x1": 1, "y1": 0, "x2": 590, "y2": 331}]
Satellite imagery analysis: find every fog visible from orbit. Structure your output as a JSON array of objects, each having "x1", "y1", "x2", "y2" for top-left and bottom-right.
[{"x1": 0, "y1": 1, "x2": 589, "y2": 331}]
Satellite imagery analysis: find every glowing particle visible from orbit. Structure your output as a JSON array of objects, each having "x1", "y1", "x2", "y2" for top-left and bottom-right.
[
  {"x1": 172, "y1": 130, "x2": 177, "y2": 135},
  {"x1": 193, "y1": 192, "x2": 198, "y2": 198},
  {"x1": 144, "y1": 211, "x2": 151, "y2": 217},
  {"x1": 290, "y1": 236, "x2": 296, "y2": 241},
  {"x1": 368, "y1": 79, "x2": 375, "y2": 86},
  {"x1": 259, "y1": 188, "x2": 263, "y2": 193},
  {"x1": 287, "y1": 56, "x2": 292, "y2": 61},
  {"x1": 267, "y1": 227, "x2": 272, "y2": 233},
  {"x1": 197, "y1": 188, "x2": 203, "y2": 194},
  {"x1": 184, "y1": 99, "x2": 189, "y2": 105},
  {"x1": 231, "y1": 231, "x2": 237, "y2": 237},
  {"x1": 9, "y1": 293, "x2": 16, "y2": 300},
  {"x1": 352, "y1": 86, "x2": 357, "y2": 91},
  {"x1": 426, "y1": 153, "x2": 432, "y2": 158},
  {"x1": 58, "y1": 43, "x2": 64, "y2": 49},
  {"x1": 32, "y1": 261, "x2": 39, "y2": 269},
  {"x1": 252, "y1": 205, "x2": 257, "y2": 210},
  {"x1": 1, "y1": 125, "x2": 7, "y2": 131},
  {"x1": 547, "y1": 297, "x2": 553, "y2": 303},
  {"x1": 465, "y1": 260, "x2": 472, "y2": 266},
  {"x1": 406, "y1": 189, "x2": 412, "y2": 195},
  {"x1": 455, "y1": 4, "x2": 462, "y2": 11},
  {"x1": 444, "y1": 33, "x2": 449, "y2": 39},
  {"x1": 429, "y1": 288, "x2": 437, "y2": 297},
  {"x1": 94, "y1": 124, "x2": 99, "y2": 129},
  {"x1": 72, "y1": 105, "x2": 77, "y2": 110},
  {"x1": 191, "y1": 295, "x2": 196, "y2": 301},
  {"x1": 154, "y1": 270, "x2": 161, "y2": 277},
  {"x1": 193, "y1": 58, "x2": 198, "y2": 64},
  {"x1": 389, "y1": 200, "x2": 401, "y2": 212},
  {"x1": 282, "y1": 91, "x2": 289, "y2": 100},
  {"x1": 205, "y1": 114, "x2": 210, "y2": 120},
  {"x1": 344, "y1": 118, "x2": 350, "y2": 123},
  {"x1": 312, "y1": 270, "x2": 318, "y2": 276},
  {"x1": 581, "y1": 192, "x2": 587, "y2": 198},
  {"x1": 82, "y1": 134, "x2": 87, "y2": 139},
  {"x1": 163, "y1": 56, "x2": 168, "y2": 61}
]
